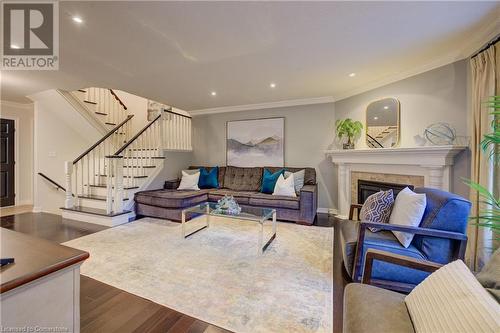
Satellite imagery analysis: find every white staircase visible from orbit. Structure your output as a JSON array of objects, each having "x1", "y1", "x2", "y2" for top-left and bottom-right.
[
  {"x1": 70, "y1": 87, "x2": 131, "y2": 133},
  {"x1": 61, "y1": 98, "x2": 192, "y2": 226}
]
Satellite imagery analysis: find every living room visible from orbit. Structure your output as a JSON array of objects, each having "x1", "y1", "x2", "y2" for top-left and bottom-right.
[{"x1": 1, "y1": 2, "x2": 499, "y2": 333}]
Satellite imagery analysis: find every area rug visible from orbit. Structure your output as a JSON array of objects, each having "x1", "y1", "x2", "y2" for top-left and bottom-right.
[{"x1": 64, "y1": 217, "x2": 333, "y2": 333}]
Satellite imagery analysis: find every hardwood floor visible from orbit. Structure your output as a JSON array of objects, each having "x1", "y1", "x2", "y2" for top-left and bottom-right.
[
  {"x1": 1, "y1": 212, "x2": 347, "y2": 333},
  {"x1": 81, "y1": 276, "x2": 229, "y2": 333}
]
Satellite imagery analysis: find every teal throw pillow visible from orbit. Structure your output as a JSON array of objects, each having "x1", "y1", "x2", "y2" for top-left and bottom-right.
[
  {"x1": 260, "y1": 168, "x2": 284, "y2": 194},
  {"x1": 198, "y1": 167, "x2": 219, "y2": 189}
]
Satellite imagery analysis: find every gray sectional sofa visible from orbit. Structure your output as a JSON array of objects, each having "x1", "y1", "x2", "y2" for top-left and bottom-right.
[{"x1": 135, "y1": 166, "x2": 318, "y2": 225}]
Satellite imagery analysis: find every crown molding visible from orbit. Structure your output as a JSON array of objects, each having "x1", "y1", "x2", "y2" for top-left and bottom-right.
[
  {"x1": 189, "y1": 96, "x2": 335, "y2": 116},
  {"x1": 0, "y1": 100, "x2": 34, "y2": 109}
]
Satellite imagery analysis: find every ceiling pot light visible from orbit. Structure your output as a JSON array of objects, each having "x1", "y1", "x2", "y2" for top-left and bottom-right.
[
  {"x1": 211, "y1": 91, "x2": 217, "y2": 96},
  {"x1": 384, "y1": 106, "x2": 389, "y2": 110},
  {"x1": 72, "y1": 16, "x2": 83, "y2": 24},
  {"x1": 270, "y1": 83, "x2": 276, "y2": 88},
  {"x1": 348, "y1": 73, "x2": 356, "y2": 77},
  {"x1": 374, "y1": 116, "x2": 379, "y2": 120}
]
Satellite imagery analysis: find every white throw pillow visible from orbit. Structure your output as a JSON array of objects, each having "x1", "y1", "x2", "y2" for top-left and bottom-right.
[
  {"x1": 405, "y1": 260, "x2": 500, "y2": 333},
  {"x1": 284, "y1": 169, "x2": 305, "y2": 193},
  {"x1": 388, "y1": 187, "x2": 426, "y2": 248},
  {"x1": 273, "y1": 174, "x2": 297, "y2": 197},
  {"x1": 177, "y1": 170, "x2": 200, "y2": 190}
]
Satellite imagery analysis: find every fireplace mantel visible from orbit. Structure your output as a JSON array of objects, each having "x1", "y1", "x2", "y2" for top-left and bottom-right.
[
  {"x1": 325, "y1": 145, "x2": 468, "y2": 218},
  {"x1": 325, "y1": 146, "x2": 467, "y2": 166}
]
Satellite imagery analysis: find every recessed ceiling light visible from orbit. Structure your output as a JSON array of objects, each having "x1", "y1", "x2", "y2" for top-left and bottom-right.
[
  {"x1": 10, "y1": 44, "x2": 20, "y2": 49},
  {"x1": 270, "y1": 83, "x2": 276, "y2": 88},
  {"x1": 374, "y1": 116, "x2": 379, "y2": 120},
  {"x1": 383, "y1": 106, "x2": 389, "y2": 110},
  {"x1": 211, "y1": 91, "x2": 217, "y2": 96},
  {"x1": 348, "y1": 73, "x2": 356, "y2": 77},
  {"x1": 72, "y1": 16, "x2": 83, "y2": 24}
]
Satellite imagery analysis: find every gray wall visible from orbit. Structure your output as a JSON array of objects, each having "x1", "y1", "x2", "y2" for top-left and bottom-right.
[
  {"x1": 192, "y1": 103, "x2": 337, "y2": 210},
  {"x1": 335, "y1": 59, "x2": 470, "y2": 198}
]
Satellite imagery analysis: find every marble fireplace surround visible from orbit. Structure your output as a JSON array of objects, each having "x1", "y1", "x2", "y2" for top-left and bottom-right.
[{"x1": 325, "y1": 146, "x2": 467, "y2": 218}]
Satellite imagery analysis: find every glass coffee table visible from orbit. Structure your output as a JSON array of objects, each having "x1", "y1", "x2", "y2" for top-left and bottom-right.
[{"x1": 181, "y1": 202, "x2": 277, "y2": 254}]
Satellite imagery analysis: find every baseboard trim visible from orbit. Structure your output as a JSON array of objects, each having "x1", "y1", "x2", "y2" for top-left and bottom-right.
[
  {"x1": 32, "y1": 206, "x2": 42, "y2": 213},
  {"x1": 317, "y1": 207, "x2": 338, "y2": 215}
]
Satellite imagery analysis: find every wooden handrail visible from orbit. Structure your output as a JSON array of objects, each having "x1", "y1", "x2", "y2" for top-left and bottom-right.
[
  {"x1": 114, "y1": 114, "x2": 162, "y2": 156},
  {"x1": 109, "y1": 89, "x2": 128, "y2": 110},
  {"x1": 73, "y1": 115, "x2": 134, "y2": 164},
  {"x1": 38, "y1": 172, "x2": 67, "y2": 193},
  {"x1": 367, "y1": 133, "x2": 384, "y2": 148},
  {"x1": 165, "y1": 109, "x2": 192, "y2": 119}
]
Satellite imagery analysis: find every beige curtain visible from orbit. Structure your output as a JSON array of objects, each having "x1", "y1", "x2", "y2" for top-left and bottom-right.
[{"x1": 466, "y1": 43, "x2": 499, "y2": 271}]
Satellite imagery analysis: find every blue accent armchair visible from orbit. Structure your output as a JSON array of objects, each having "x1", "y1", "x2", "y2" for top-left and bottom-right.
[{"x1": 339, "y1": 187, "x2": 471, "y2": 292}]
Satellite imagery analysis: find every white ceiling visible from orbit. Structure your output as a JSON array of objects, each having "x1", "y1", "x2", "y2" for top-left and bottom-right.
[{"x1": 1, "y1": 1, "x2": 499, "y2": 112}]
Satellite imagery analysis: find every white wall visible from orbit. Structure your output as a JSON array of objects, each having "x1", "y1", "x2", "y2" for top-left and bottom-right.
[
  {"x1": 334, "y1": 59, "x2": 470, "y2": 198},
  {"x1": 31, "y1": 90, "x2": 101, "y2": 214},
  {"x1": 192, "y1": 103, "x2": 337, "y2": 211},
  {"x1": 0, "y1": 101, "x2": 34, "y2": 205}
]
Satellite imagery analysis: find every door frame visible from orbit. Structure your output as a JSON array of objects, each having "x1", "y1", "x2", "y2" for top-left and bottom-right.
[{"x1": 1, "y1": 116, "x2": 19, "y2": 207}]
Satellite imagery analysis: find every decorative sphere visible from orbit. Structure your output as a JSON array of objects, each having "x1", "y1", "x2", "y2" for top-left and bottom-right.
[{"x1": 424, "y1": 123, "x2": 456, "y2": 145}]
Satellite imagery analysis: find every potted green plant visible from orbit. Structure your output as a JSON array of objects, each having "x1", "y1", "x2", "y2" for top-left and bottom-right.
[
  {"x1": 335, "y1": 118, "x2": 363, "y2": 149},
  {"x1": 465, "y1": 95, "x2": 499, "y2": 244}
]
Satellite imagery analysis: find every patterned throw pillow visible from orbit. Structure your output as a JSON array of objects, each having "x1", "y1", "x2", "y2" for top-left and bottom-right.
[{"x1": 359, "y1": 189, "x2": 394, "y2": 232}]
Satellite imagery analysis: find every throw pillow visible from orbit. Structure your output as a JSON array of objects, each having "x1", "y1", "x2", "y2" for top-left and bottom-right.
[
  {"x1": 260, "y1": 168, "x2": 284, "y2": 194},
  {"x1": 177, "y1": 170, "x2": 200, "y2": 190},
  {"x1": 284, "y1": 169, "x2": 305, "y2": 193},
  {"x1": 359, "y1": 189, "x2": 394, "y2": 232},
  {"x1": 405, "y1": 260, "x2": 500, "y2": 333},
  {"x1": 389, "y1": 187, "x2": 426, "y2": 248},
  {"x1": 198, "y1": 167, "x2": 219, "y2": 189},
  {"x1": 273, "y1": 173, "x2": 297, "y2": 197}
]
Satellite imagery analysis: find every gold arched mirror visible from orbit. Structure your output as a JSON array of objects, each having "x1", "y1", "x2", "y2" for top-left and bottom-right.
[{"x1": 366, "y1": 98, "x2": 400, "y2": 148}]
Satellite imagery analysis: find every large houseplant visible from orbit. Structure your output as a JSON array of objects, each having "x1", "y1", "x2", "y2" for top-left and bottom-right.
[
  {"x1": 336, "y1": 118, "x2": 363, "y2": 149},
  {"x1": 465, "y1": 95, "x2": 500, "y2": 243}
]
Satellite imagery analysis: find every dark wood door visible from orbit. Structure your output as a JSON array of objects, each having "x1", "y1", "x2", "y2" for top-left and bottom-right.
[{"x1": 1, "y1": 119, "x2": 15, "y2": 207}]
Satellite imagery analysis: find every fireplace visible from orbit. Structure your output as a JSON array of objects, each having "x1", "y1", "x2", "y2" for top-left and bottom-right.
[{"x1": 358, "y1": 179, "x2": 414, "y2": 204}]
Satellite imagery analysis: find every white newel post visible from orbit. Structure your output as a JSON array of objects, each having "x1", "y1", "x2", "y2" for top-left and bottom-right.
[
  {"x1": 64, "y1": 161, "x2": 74, "y2": 208},
  {"x1": 113, "y1": 157, "x2": 124, "y2": 214},
  {"x1": 105, "y1": 157, "x2": 113, "y2": 214},
  {"x1": 159, "y1": 109, "x2": 166, "y2": 152}
]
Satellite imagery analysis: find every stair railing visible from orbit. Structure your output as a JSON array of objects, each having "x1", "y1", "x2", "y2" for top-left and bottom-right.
[
  {"x1": 109, "y1": 108, "x2": 192, "y2": 214},
  {"x1": 65, "y1": 115, "x2": 134, "y2": 212},
  {"x1": 85, "y1": 87, "x2": 128, "y2": 127}
]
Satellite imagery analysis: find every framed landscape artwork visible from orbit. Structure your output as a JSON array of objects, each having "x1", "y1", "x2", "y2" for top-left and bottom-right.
[{"x1": 226, "y1": 117, "x2": 284, "y2": 167}]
